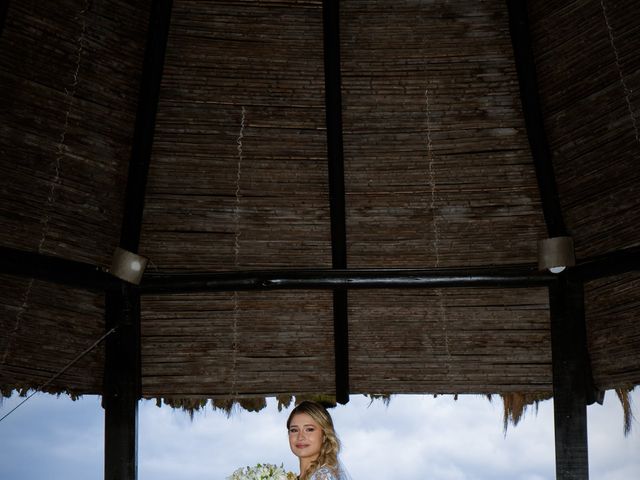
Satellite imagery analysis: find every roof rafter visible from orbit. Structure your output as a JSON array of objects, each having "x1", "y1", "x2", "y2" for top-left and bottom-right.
[
  {"x1": 322, "y1": 0, "x2": 349, "y2": 405},
  {"x1": 506, "y1": 0, "x2": 567, "y2": 238},
  {"x1": 574, "y1": 245, "x2": 640, "y2": 282},
  {"x1": 120, "y1": 1, "x2": 173, "y2": 252},
  {"x1": 0, "y1": 1, "x2": 9, "y2": 38}
]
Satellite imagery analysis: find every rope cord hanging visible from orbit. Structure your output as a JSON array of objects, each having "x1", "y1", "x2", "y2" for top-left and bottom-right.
[{"x1": 0, "y1": 326, "x2": 117, "y2": 424}]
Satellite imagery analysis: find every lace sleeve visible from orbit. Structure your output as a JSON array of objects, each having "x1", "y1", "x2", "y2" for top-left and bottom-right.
[{"x1": 309, "y1": 466, "x2": 338, "y2": 480}]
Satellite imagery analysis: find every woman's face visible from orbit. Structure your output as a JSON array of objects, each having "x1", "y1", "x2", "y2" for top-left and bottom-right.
[{"x1": 288, "y1": 412, "x2": 324, "y2": 462}]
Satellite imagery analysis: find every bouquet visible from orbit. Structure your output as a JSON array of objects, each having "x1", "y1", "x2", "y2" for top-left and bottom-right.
[{"x1": 227, "y1": 463, "x2": 297, "y2": 480}]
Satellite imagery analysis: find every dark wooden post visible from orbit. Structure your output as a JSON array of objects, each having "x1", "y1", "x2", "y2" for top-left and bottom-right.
[
  {"x1": 506, "y1": 4, "x2": 593, "y2": 473},
  {"x1": 548, "y1": 273, "x2": 595, "y2": 479},
  {"x1": 103, "y1": 285, "x2": 141, "y2": 480},
  {"x1": 102, "y1": 1, "x2": 172, "y2": 479}
]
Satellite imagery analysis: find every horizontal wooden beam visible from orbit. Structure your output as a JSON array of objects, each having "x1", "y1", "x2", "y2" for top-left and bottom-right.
[
  {"x1": 11, "y1": 246, "x2": 640, "y2": 294},
  {"x1": 574, "y1": 245, "x2": 640, "y2": 282},
  {"x1": 0, "y1": 246, "x2": 115, "y2": 291},
  {"x1": 140, "y1": 264, "x2": 554, "y2": 293}
]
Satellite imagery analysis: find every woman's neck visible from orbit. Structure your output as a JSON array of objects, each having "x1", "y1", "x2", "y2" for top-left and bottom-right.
[{"x1": 299, "y1": 457, "x2": 315, "y2": 478}]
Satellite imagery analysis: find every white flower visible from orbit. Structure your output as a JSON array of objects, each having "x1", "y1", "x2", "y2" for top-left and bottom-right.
[{"x1": 227, "y1": 463, "x2": 295, "y2": 480}]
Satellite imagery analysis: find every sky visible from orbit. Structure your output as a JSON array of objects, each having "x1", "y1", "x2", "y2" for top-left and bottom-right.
[{"x1": 0, "y1": 389, "x2": 638, "y2": 480}]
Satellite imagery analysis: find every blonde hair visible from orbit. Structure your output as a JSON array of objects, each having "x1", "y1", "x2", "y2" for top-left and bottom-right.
[{"x1": 287, "y1": 401, "x2": 341, "y2": 480}]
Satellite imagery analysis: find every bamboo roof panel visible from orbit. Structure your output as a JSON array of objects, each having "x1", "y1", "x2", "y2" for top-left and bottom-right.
[
  {"x1": 529, "y1": 0, "x2": 640, "y2": 259},
  {"x1": 341, "y1": 0, "x2": 546, "y2": 268},
  {"x1": 141, "y1": 290, "x2": 335, "y2": 397},
  {"x1": 585, "y1": 272, "x2": 640, "y2": 389},
  {"x1": 0, "y1": 0, "x2": 639, "y2": 403},
  {"x1": 349, "y1": 287, "x2": 552, "y2": 394},
  {"x1": 0, "y1": 274, "x2": 104, "y2": 396},
  {"x1": 0, "y1": 0, "x2": 149, "y2": 265},
  {"x1": 141, "y1": 0, "x2": 331, "y2": 271}
]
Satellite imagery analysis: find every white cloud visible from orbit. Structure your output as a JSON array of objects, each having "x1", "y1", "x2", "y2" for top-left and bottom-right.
[{"x1": 0, "y1": 389, "x2": 638, "y2": 480}]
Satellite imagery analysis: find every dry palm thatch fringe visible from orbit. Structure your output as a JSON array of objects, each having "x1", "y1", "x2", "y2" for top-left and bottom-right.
[
  {"x1": 277, "y1": 395, "x2": 294, "y2": 411},
  {"x1": 615, "y1": 386, "x2": 635, "y2": 435},
  {"x1": 155, "y1": 397, "x2": 209, "y2": 420},
  {"x1": 2, "y1": 386, "x2": 83, "y2": 401},
  {"x1": 500, "y1": 392, "x2": 553, "y2": 434},
  {"x1": 151, "y1": 396, "x2": 268, "y2": 419},
  {"x1": 365, "y1": 394, "x2": 392, "y2": 407},
  {"x1": 3, "y1": 388, "x2": 636, "y2": 434},
  {"x1": 150, "y1": 393, "x2": 340, "y2": 419}
]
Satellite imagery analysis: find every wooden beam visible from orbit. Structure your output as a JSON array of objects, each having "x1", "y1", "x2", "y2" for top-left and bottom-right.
[
  {"x1": 548, "y1": 273, "x2": 596, "y2": 480},
  {"x1": 21, "y1": 245, "x2": 640, "y2": 294},
  {"x1": 120, "y1": 0, "x2": 173, "y2": 253},
  {"x1": 25, "y1": 243, "x2": 640, "y2": 295},
  {"x1": 332, "y1": 288, "x2": 349, "y2": 404},
  {"x1": 574, "y1": 245, "x2": 640, "y2": 282},
  {"x1": 0, "y1": 0, "x2": 9, "y2": 38},
  {"x1": 506, "y1": 0, "x2": 567, "y2": 237},
  {"x1": 0, "y1": 246, "x2": 116, "y2": 291},
  {"x1": 103, "y1": 285, "x2": 141, "y2": 480},
  {"x1": 322, "y1": 0, "x2": 349, "y2": 405},
  {"x1": 140, "y1": 264, "x2": 553, "y2": 293},
  {"x1": 322, "y1": 0, "x2": 347, "y2": 269}
]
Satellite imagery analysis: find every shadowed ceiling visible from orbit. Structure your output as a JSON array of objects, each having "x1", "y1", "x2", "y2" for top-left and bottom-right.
[{"x1": 0, "y1": 0, "x2": 639, "y2": 404}]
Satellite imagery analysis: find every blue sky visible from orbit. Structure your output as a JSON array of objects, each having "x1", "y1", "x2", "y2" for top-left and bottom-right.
[{"x1": 0, "y1": 389, "x2": 638, "y2": 479}]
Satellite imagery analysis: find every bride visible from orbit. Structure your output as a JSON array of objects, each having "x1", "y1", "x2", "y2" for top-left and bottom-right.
[{"x1": 287, "y1": 401, "x2": 352, "y2": 480}]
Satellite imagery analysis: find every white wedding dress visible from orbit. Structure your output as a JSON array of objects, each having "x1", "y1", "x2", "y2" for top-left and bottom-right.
[{"x1": 308, "y1": 463, "x2": 352, "y2": 480}]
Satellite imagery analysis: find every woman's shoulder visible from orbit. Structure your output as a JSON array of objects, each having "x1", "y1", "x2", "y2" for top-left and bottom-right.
[{"x1": 309, "y1": 465, "x2": 339, "y2": 480}]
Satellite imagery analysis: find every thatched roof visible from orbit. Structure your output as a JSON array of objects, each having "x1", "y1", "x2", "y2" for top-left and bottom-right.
[{"x1": 1, "y1": 0, "x2": 639, "y2": 409}]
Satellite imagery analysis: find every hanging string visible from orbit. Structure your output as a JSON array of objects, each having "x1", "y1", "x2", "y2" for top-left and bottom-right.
[
  {"x1": 1, "y1": 1, "x2": 90, "y2": 376},
  {"x1": 0, "y1": 327, "x2": 117, "y2": 424},
  {"x1": 425, "y1": 88, "x2": 440, "y2": 269},
  {"x1": 229, "y1": 106, "x2": 246, "y2": 403},
  {"x1": 0, "y1": 279, "x2": 35, "y2": 367},
  {"x1": 40, "y1": 0, "x2": 89, "y2": 252},
  {"x1": 233, "y1": 106, "x2": 246, "y2": 266},
  {"x1": 425, "y1": 87, "x2": 451, "y2": 366},
  {"x1": 600, "y1": 0, "x2": 639, "y2": 145}
]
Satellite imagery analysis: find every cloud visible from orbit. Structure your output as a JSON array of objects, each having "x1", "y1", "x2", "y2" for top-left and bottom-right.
[
  {"x1": 0, "y1": 394, "x2": 103, "y2": 479},
  {"x1": 0, "y1": 389, "x2": 638, "y2": 480}
]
